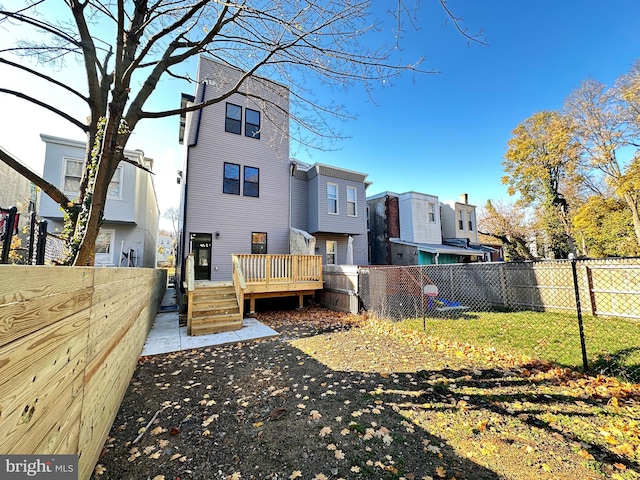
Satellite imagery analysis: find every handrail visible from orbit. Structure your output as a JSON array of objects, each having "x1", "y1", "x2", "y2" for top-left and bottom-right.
[{"x1": 232, "y1": 255, "x2": 246, "y2": 320}]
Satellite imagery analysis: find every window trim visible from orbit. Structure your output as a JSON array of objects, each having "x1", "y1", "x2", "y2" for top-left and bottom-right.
[
  {"x1": 223, "y1": 162, "x2": 241, "y2": 195},
  {"x1": 327, "y1": 182, "x2": 338, "y2": 215},
  {"x1": 346, "y1": 185, "x2": 357, "y2": 217},
  {"x1": 62, "y1": 157, "x2": 83, "y2": 197},
  {"x1": 225, "y1": 102, "x2": 242, "y2": 135},
  {"x1": 467, "y1": 211, "x2": 473, "y2": 231},
  {"x1": 62, "y1": 157, "x2": 123, "y2": 200},
  {"x1": 458, "y1": 210, "x2": 464, "y2": 230},
  {"x1": 95, "y1": 228, "x2": 115, "y2": 265},
  {"x1": 326, "y1": 240, "x2": 337, "y2": 265},
  {"x1": 428, "y1": 203, "x2": 436, "y2": 223},
  {"x1": 243, "y1": 166, "x2": 259, "y2": 197},
  {"x1": 245, "y1": 108, "x2": 261, "y2": 139}
]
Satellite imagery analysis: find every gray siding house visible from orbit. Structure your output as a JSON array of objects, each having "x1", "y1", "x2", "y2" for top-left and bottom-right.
[
  {"x1": 177, "y1": 56, "x2": 370, "y2": 283},
  {"x1": 39, "y1": 134, "x2": 159, "y2": 267}
]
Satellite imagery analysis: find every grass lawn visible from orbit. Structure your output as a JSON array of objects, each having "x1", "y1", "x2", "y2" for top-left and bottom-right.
[{"x1": 399, "y1": 310, "x2": 640, "y2": 382}]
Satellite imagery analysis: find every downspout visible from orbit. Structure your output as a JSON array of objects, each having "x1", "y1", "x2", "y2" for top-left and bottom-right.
[
  {"x1": 179, "y1": 82, "x2": 205, "y2": 291},
  {"x1": 435, "y1": 252, "x2": 440, "y2": 265}
]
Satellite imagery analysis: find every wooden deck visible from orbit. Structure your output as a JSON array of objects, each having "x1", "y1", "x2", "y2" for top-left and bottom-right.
[
  {"x1": 185, "y1": 254, "x2": 323, "y2": 335},
  {"x1": 234, "y1": 254, "x2": 323, "y2": 313}
]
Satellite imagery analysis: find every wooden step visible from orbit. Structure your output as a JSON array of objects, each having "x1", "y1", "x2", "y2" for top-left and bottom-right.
[
  {"x1": 189, "y1": 318, "x2": 243, "y2": 336},
  {"x1": 192, "y1": 305, "x2": 239, "y2": 317}
]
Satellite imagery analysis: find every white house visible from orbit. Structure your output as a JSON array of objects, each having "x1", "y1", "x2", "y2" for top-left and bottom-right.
[{"x1": 39, "y1": 134, "x2": 159, "y2": 267}]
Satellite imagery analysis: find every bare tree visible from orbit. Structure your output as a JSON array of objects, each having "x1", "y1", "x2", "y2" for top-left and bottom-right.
[
  {"x1": 478, "y1": 199, "x2": 535, "y2": 261},
  {"x1": 0, "y1": 0, "x2": 482, "y2": 265}
]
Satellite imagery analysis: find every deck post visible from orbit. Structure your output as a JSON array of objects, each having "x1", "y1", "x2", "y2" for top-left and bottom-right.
[
  {"x1": 298, "y1": 292, "x2": 304, "y2": 309},
  {"x1": 250, "y1": 294, "x2": 256, "y2": 314}
]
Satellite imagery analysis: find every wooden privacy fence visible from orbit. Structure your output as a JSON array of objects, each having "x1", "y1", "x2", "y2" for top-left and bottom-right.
[{"x1": 0, "y1": 265, "x2": 166, "y2": 480}]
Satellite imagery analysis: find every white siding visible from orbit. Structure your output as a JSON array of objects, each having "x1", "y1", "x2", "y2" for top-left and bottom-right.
[{"x1": 398, "y1": 192, "x2": 442, "y2": 244}]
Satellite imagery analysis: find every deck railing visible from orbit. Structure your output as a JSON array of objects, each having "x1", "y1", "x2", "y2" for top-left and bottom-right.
[
  {"x1": 232, "y1": 255, "x2": 247, "y2": 319},
  {"x1": 233, "y1": 254, "x2": 322, "y2": 285}
]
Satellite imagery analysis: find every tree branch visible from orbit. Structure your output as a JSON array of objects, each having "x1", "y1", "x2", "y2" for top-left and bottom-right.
[
  {"x1": 0, "y1": 146, "x2": 71, "y2": 207},
  {"x1": 0, "y1": 57, "x2": 88, "y2": 103},
  {"x1": 0, "y1": 88, "x2": 88, "y2": 131}
]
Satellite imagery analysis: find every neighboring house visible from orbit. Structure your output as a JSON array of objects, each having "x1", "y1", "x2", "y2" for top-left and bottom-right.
[
  {"x1": 177, "y1": 56, "x2": 370, "y2": 283},
  {"x1": 290, "y1": 161, "x2": 369, "y2": 267},
  {"x1": 156, "y1": 232, "x2": 174, "y2": 267},
  {"x1": 440, "y1": 193, "x2": 479, "y2": 246},
  {"x1": 367, "y1": 191, "x2": 489, "y2": 265},
  {"x1": 39, "y1": 134, "x2": 159, "y2": 267},
  {"x1": 0, "y1": 152, "x2": 39, "y2": 257}
]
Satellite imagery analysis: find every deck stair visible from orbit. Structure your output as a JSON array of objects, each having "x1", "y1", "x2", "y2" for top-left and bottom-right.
[{"x1": 188, "y1": 283, "x2": 242, "y2": 335}]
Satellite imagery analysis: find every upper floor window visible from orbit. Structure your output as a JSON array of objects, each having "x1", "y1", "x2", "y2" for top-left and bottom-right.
[
  {"x1": 327, "y1": 183, "x2": 338, "y2": 214},
  {"x1": 63, "y1": 157, "x2": 122, "y2": 199},
  {"x1": 245, "y1": 108, "x2": 261, "y2": 139},
  {"x1": 225, "y1": 103, "x2": 242, "y2": 135},
  {"x1": 326, "y1": 240, "x2": 337, "y2": 265},
  {"x1": 458, "y1": 210, "x2": 464, "y2": 230},
  {"x1": 244, "y1": 166, "x2": 259, "y2": 197},
  {"x1": 347, "y1": 186, "x2": 357, "y2": 216},
  {"x1": 223, "y1": 162, "x2": 240, "y2": 194},
  {"x1": 428, "y1": 203, "x2": 436, "y2": 222},
  {"x1": 467, "y1": 211, "x2": 473, "y2": 231}
]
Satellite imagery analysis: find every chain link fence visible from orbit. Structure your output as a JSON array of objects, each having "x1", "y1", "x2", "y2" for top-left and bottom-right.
[{"x1": 359, "y1": 259, "x2": 640, "y2": 383}]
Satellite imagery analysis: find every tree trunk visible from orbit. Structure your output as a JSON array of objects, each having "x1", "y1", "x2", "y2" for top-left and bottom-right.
[{"x1": 623, "y1": 192, "x2": 640, "y2": 247}]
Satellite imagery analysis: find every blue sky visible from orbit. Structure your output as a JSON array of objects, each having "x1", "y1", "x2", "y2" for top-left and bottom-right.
[
  {"x1": 1, "y1": 0, "x2": 639, "y2": 228},
  {"x1": 294, "y1": 0, "x2": 640, "y2": 206}
]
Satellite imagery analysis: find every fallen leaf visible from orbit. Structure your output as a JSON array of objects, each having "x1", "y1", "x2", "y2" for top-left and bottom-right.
[
  {"x1": 94, "y1": 464, "x2": 106, "y2": 476},
  {"x1": 435, "y1": 466, "x2": 446, "y2": 478},
  {"x1": 290, "y1": 471, "x2": 302, "y2": 479},
  {"x1": 150, "y1": 426, "x2": 163, "y2": 436}
]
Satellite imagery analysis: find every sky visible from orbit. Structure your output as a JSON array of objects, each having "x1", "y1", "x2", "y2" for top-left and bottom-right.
[{"x1": 1, "y1": 0, "x2": 639, "y2": 231}]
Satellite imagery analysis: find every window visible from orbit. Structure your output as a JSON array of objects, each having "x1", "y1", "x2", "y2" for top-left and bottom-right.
[
  {"x1": 243, "y1": 166, "x2": 259, "y2": 197},
  {"x1": 326, "y1": 240, "x2": 337, "y2": 265},
  {"x1": 252, "y1": 232, "x2": 267, "y2": 254},
  {"x1": 467, "y1": 211, "x2": 473, "y2": 231},
  {"x1": 245, "y1": 108, "x2": 261, "y2": 139},
  {"x1": 327, "y1": 183, "x2": 338, "y2": 214},
  {"x1": 63, "y1": 158, "x2": 83, "y2": 193},
  {"x1": 223, "y1": 162, "x2": 240, "y2": 194},
  {"x1": 428, "y1": 203, "x2": 436, "y2": 222},
  {"x1": 225, "y1": 103, "x2": 242, "y2": 134},
  {"x1": 347, "y1": 186, "x2": 357, "y2": 216},
  {"x1": 458, "y1": 210, "x2": 464, "y2": 230},
  {"x1": 63, "y1": 158, "x2": 122, "y2": 199},
  {"x1": 107, "y1": 166, "x2": 123, "y2": 199},
  {"x1": 95, "y1": 229, "x2": 115, "y2": 265}
]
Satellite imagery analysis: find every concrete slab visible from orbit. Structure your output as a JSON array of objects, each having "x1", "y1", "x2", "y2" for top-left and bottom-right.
[{"x1": 140, "y1": 286, "x2": 279, "y2": 357}]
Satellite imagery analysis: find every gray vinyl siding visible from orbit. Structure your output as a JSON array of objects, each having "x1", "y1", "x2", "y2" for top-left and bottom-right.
[
  {"x1": 183, "y1": 57, "x2": 291, "y2": 281},
  {"x1": 308, "y1": 174, "x2": 366, "y2": 235},
  {"x1": 290, "y1": 175, "x2": 308, "y2": 231},
  {"x1": 314, "y1": 232, "x2": 367, "y2": 266}
]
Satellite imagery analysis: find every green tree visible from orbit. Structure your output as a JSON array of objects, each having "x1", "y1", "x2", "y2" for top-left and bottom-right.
[
  {"x1": 502, "y1": 111, "x2": 581, "y2": 258},
  {"x1": 573, "y1": 195, "x2": 639, "y2": 257},
  {"x1": 0, "y1": 1, "x2": 483, "y2": 266},
  {"x1": 564, "y1": 77, "x2": 640, "y2": 247}
]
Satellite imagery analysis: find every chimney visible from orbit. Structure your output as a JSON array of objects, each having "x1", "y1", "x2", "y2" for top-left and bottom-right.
[{"x1": 460, "y1": 193, "x2": 468, "y2": 204}]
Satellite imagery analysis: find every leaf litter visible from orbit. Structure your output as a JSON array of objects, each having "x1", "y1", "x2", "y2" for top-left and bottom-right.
[{"x1": 92, "y1": 306, "x2": 640, "y2": 479}]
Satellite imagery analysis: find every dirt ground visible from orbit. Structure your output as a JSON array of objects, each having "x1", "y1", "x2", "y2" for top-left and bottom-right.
[{"x1": 91, "y1": 306, "x2": 640, "y2": 480}]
